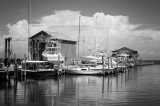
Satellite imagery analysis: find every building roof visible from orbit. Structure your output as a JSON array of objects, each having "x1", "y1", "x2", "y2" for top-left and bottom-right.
[
  {"x1": 112, "y1": 47, "x2": 138, "y2": 53},
  {"x1": 29, "y1": 30, "x2": 77, "y2": 44},
  {"x1": 29, "y1": 30, "x2": 51, "y2": 39}
]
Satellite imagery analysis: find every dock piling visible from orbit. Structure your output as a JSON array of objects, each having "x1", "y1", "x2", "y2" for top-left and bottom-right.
[
  {"x1": 14, "y1": 54, "x2": 17, "y2": 79},
  {"x1": 24, "y1": 54, "x2": 27, "y2": 77},
  {"x1": 102, "y1": 55, "x2": 105, "y2": 75}
]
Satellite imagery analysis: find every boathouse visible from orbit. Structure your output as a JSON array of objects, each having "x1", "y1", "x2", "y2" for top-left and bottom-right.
[
  {"x1": 112, "y1": 47, "x2": 139, "y2": 65},
  {"x1": 112, "y1": 47, "x2": 138, "y2": 59},
  {"x1": 29, "y1": 31, "x2": 77, "y2": 64}
]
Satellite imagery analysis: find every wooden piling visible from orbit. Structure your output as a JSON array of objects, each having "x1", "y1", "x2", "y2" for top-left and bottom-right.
[
  {"x1": 108, "y1": 56, "x2": 110, "y2": 71},
  {"x1": 5, "y1": 38, "x2": 7, "y2": 59},
  {"x1": 14, "y1": 54, "x2": 17, "y2": 79},
  {"x1": 57, "y1": 54, "x2": 60, "y2": 76},
  {"x1": 110, "y1": 57, "x2": 113, "y2": 68},
  {"x1": 24, "y1": 54, "x2": 27, "y2": 76},
  {"x1": 102, "y1": 55, "x2": 105, "y2": 75},
  {"x1": 7, "y1": 38, "x2": 11, "y2": 61},
  {"x1": 6, "y1": 38, "x2": 11, "y2": 81},
  {"x1": 6, "y1": 64, "x2": 9, "y2": 81}
]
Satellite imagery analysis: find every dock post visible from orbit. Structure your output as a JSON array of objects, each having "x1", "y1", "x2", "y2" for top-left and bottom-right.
[
  {"x1": 102, "y1": 55, "x2": 105, "y2": 75},
  {"x1": 110, "y1": 57, "x2": 113, "y2": 68},
  {"x1": 110, "y1": 57, "x2": 114, "y2": 74},
  {"x1": 6, "y1": 38, "x2": 11, "y2": 81},
  {"x1": 14, "y1": 54, "x2": 17, "y2": 80},
  {"x1": 24, "y1": 54, "x2": 27, "y2": 77},
  {"x1": 124, "y1": 57, "x2": 126, "y2": 72},
  {"x1": 57, "y1": 54, "x2": 61, "y2": 76},
  {"x1": 116, "y1": 57, "x2": 119, "y2": 72},
  {"x1": 108, "y1": 56, "x2": 110, "y2": 74},
  {"x1": 6, "y1": 62, "x2": 9, "y2": 81},
  {"x1": 5, "y1": 38, "x2": 7, "y2": 59}
]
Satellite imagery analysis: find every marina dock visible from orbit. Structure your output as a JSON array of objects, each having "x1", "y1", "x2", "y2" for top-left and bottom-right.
[{"x1": 0, "y1": 35, "x2": 157, "y2": 80}]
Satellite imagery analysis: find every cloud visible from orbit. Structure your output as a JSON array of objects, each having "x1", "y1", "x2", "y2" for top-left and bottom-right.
[
  {"x1": 1, "y1": 10, "x2": 160, "y2": 59},
  {"x1": 7, "y1": 20, "x2": 28, "y2": 37}
]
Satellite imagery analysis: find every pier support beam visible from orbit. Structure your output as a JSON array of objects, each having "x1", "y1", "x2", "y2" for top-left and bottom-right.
[
  {"x1": 5, "y1": 38, "x2": 8, "y2": 59},
  {"x1": 4, "y1": 37, "x2": 12, "y2": 80}
]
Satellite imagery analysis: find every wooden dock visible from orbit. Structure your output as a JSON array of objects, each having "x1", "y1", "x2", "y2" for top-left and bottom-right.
[{"x1": 0, "y1": 58, "x2": 158, "y2": 81}]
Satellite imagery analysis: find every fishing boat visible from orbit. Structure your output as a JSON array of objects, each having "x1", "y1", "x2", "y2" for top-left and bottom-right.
[
  {"x1": 21, "y1": 60, "x2": 62, "y2": 77},
  {"x1": 20, "y1": 37, "x2": 66, "y2": 77},
  {"x1": 42, "y1": 38, "x2": 65, "y2": 63}
]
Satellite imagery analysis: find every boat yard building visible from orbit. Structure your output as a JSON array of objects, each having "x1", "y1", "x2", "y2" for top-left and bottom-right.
[
  {"x1": 112, "y1": 47, "x2": 138, "y2": 58},
  {"x1": 112, "y1": 47, "x2": 139, "y2": 65},
  {"x1": 29, "y1": 31, "x2": 77, "y2": 64}
]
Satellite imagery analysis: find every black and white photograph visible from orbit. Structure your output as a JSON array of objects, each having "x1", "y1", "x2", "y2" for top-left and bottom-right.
[{"x1": 0, "y1": 0, "x2": 160, "y2": 106}]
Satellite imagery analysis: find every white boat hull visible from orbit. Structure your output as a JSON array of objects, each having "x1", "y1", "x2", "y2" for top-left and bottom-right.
[
  {"x1": 65, "y1": 66, "x2": 105, "y2": 75},
  {"x1": 42, "y1": 53, "x2": 65, "y2": 62},
  {"x1": 65, "y1": 68, "x2": 103, "y2": 75},
  {"x1": 65, "y1": 64, "x2": 115, "y2": 75}
]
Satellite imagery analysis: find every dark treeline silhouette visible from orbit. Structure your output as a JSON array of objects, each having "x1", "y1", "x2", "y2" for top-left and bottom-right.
[{"x1": 154, "y1": 60, "x2": 160, "y2": 64}]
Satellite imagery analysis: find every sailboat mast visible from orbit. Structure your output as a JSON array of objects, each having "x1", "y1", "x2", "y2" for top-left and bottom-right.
[
  {"x1": 95, "y1": 16, "x2": 97, "y2": 52},
  {"x1": 106, "y1": 24, "x2": 108, "y2": 53},
  {"x1": 83, "y1": 36, "x2": 85, "y2": 56},
  {"x1": 28, "y1": 0, "x2": 31, "y2": 59},
  {"x1": 78, "y1": 16, "x2": 81, "y2": 59}
]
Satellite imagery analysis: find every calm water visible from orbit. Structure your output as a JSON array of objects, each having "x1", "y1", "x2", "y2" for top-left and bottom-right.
[{"x1": 1, "y1": 65, "x2": 160, "y2": 106}]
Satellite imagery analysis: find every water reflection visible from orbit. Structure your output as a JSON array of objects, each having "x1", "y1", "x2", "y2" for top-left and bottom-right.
[{"x1": 1, "y1": 65, "x2": 160, "y2": 106}]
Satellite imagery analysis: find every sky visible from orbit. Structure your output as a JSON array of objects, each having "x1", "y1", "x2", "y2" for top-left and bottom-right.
[{"x1": 0, "y1": 0, "x2": 160, "y2": 59}]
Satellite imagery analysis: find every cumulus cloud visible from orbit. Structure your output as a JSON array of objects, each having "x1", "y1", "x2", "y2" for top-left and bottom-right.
[{"x1": 1, "y1": 10, "x2": 160, "y2": 59}]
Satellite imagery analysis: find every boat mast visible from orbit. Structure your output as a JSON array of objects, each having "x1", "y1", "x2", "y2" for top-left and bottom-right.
[
  {"x1": 77, "y1": 15, "x2": 81, "y2": 59},
  {"x1": 106, "y1": 23, "x2": 108, "y2": 54},
  {"x1": 83, "y1": 36, "x2": 85, "y2": 56},
  {"x1": 28, "y1": 0, "x2": 31, "y2": 59},
  {"x1": 95, "y1": 16, "x2": 98, "y2": 52}
]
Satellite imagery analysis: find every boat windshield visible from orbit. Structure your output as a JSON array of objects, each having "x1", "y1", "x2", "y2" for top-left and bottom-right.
[{"x1": 46, "y1": 48, "x2": 60, "y2": 54}]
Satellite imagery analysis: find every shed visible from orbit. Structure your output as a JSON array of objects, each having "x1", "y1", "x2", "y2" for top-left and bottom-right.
[{"x1": 29, "y1": 30, "x2": 77, "y2": 64}]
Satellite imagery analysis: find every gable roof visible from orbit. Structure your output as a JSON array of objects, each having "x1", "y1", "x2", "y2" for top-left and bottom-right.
[
  {"x1": 29, "y1": 30, "x2": 77, "y2": 44},
  {"x1": 112, "y1": 47, "x2": 137, "y2": 52},
  {"x1": 29, "y1": 30, "x2": 51, "y2": 39}
]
